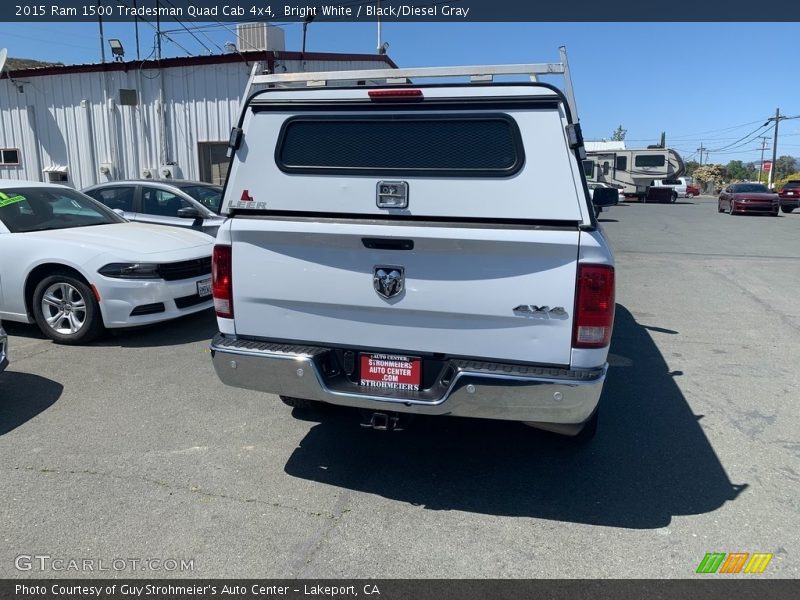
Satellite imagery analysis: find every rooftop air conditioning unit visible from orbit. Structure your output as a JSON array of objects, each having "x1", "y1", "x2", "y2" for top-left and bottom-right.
[{"x1": 236, "y1": 23, "x2": 285, "y2": 53}]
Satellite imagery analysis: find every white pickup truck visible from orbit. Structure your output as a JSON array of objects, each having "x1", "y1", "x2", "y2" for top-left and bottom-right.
[{"x1": 210, "y1": 50, "x2": 617, "y2": 441}]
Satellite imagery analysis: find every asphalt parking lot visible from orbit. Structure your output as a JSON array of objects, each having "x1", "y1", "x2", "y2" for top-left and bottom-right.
[{"x1": 2, "y1": 195, "x2": 799, "y2": 578}]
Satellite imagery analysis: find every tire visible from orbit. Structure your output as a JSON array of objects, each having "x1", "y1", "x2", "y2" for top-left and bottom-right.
[
  {"x1": 32, "y1": 273, "x2": 104, "y2": 344},
  {"x1": 671, "y1": 192, "x2": 678, "y2": 203},
  {"x1": 687, "y1": 193, "x2": 694, "y2": 199},
  {"x1": 781, "y1": 206, "x2": 794, "y2": 214},
  {"x1": 729, "y1": 203, "x2": 736, "y2": 215},
  {"x1": 280, "y1": 396, "x2": 317, "y2": 410}
]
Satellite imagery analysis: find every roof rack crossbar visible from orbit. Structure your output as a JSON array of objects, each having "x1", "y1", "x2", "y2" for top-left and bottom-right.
[{"x1": 243, "y1": 47, "x2": 579, "y2": 120}]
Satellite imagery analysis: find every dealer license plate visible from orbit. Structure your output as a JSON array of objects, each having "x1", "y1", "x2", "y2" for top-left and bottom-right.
[
  {"x1": 359, "y1": 353, "x2": 421, "y2": 391},
  {"x1": 197, "y1": 278, "x2": 212, "y2": 297}
]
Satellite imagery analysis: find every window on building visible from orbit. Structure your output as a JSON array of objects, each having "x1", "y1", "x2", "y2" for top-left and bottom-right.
[
  {"x1": 198, "y1": 142, "x2": 230, "y2": 186},
  {"x1": 1, "y1": 149, "x2": 20, "y2": 165},
  {"x1": 119, "y1": 89, "x2": 138, "y2": 106},
  {"x1": 634, "y1": 154, "x2": 666, "y2": 168},
  {"x1": 615, "y1": 155, "x2": 627, "y2": 171}
]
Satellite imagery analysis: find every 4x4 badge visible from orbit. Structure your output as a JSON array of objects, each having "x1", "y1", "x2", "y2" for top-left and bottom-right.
[{"x1": 373, "y1": 266, "x2": 405, "y2": 299}]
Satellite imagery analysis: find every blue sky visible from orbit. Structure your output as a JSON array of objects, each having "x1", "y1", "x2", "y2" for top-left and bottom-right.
[{"x1": 2, "y1": 21, "x2": 799, "y2": 164}]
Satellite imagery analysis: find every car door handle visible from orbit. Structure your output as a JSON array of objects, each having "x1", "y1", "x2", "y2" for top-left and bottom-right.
[{"x1": 361, "y1": 238, "x2": 414, "y2": 251}]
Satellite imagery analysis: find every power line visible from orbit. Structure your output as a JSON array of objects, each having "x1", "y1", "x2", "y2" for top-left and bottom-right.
[
  {"x1": 708, "y1": 123, "x2": 773, "y2": 153},
  {"x1": 160, "y1": 0, "x2": 220, "y2": 54}
]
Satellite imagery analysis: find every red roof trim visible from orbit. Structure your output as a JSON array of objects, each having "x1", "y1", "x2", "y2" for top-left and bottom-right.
[{"x1": 1, "y1": 50, "x2": 397, "y2": 79}]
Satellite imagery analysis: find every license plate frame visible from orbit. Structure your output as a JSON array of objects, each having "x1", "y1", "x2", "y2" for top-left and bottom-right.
[
  {"x1": 359, "y1": 353, "x2": 421, "y2": 391},
  {"x1": 197, "y1": 278, "x2": 212, "y2": 297}
]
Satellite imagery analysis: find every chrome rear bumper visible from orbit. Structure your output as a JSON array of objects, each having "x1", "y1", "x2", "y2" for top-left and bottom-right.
[
  {"x1": 0, "y1": 327, "x2": 8, "y2": 373},
  {"x1": 210, "y1": 335, "x2": 606, "y2": 424}
]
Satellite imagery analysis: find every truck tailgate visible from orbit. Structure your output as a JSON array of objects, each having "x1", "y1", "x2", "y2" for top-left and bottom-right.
[{"x1": 229, "y1": 218, "x2": 579, "y2": 365}]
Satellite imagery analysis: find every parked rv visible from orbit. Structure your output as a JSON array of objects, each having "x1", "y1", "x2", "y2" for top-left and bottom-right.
[{"x1": 584, "y1": 148, "x2": 685, "y2": 201}]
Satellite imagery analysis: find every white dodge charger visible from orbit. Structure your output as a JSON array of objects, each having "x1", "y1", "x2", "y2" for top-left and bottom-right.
[{"x1": 0, "y1": 180, "x2": 215, "y2": 344}]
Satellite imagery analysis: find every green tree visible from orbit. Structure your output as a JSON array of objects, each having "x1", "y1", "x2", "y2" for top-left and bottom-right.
[
  {"x1": 685, "y1": 160, "x2": 700, "y2": 176},
  {"x1": 774, "y1": 155, "x2": 798, "y2": 180},
  {"x1": 693, "y1": 164, "x2": 726, "y2": 192},
  {"x1": 611, "y1": 125, "x2": 627, "y2": 141},
  {"x1": 725, "y1": 160, "x2": 750, "y2": 181}
]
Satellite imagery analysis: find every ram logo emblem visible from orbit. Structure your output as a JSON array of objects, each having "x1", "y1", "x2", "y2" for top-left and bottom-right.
[{"x1": 373, "y1": 267, "x2": 405, "y2": 299}]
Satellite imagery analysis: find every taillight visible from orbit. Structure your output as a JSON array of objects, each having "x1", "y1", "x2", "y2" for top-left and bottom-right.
[
  {"x1": 573, "y1": 264, "x2": 615, "y2": 349},
  {"x1": 212, "y1": 245, "x2": 233, "y2": 319}
]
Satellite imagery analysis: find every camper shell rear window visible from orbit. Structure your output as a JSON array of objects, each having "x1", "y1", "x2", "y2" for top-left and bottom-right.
[{"x1": 275, "y1": 114, "x2": 524, "y2": 177}]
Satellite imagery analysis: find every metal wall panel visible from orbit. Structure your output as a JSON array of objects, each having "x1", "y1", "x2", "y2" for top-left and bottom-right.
[{"x1": 0, "y1": 58, "x2": 390, "y2": 189}]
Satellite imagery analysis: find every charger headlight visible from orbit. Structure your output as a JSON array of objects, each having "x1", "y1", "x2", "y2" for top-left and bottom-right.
[{"x1": 98, "y1": 263, "x2": 161, "y2": 279}]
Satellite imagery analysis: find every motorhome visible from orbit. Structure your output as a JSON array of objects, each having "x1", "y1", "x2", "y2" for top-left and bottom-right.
[{"x1": 583, "y1": 148, "x2": 685, "y2": 201}]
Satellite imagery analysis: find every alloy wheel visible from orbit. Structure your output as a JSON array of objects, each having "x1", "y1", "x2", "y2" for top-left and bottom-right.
[{"x1": 40, "y1": 282, "x2": 87, "y2": 335}]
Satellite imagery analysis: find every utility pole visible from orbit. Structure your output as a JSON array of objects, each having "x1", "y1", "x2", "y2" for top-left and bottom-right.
[
  {"x1": 156, "y1": 0, "x2": 162, "y2": 61},
  {"x1": 763, "y1": 109, "x2": 800, "y2": 188},
  {"x1": 697, "y1": 142, "x2": 704, "y2": 166},
  {"x1": 133, "y1": 0, "x2": 140, "y2": 60},
  {"x1": 757, "y1": 136, "x2": 769, "y2": 183},
  {"x1": 768, "y1": 108, "x2": 779, "y2": 189},
  {"x1": 377, "y1": 0, "x2": 382, "y2": 54},
  {"x1": 97, "y1": 0, "x2": 106, "y2": 63}
]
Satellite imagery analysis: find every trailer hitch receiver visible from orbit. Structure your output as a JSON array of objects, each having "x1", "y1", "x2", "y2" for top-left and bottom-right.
[{"x1": 360, "y1": 411, "x2": 405, "y2": 431}]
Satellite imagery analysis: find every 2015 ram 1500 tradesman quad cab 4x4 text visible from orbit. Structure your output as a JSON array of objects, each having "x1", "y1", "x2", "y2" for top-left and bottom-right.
[{"x1": 210, "y1": 52, "x2": 616, "y2": 442}]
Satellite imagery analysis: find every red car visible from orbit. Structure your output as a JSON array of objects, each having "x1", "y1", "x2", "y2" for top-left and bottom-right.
[
  {"x1": 778, "y1": 180, "x2": 800, "y2": 213},
  {"x1": 686, "y1": 184, "x2": 700, "y2": 198},
  {"x1": 718, "y1": 183, "x2": 779, "y2": 216}
]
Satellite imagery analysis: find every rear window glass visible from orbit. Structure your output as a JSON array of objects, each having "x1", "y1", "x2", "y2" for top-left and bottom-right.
[
  {"x1": 634, "y1": 154, "x2": 666, "y2": 167},
  {"x1": 276, "y1": 115, "x2": 524, "y2": 177},
  {"x1": 731, "y1": 183, "x2": 769, "y2": 193}
]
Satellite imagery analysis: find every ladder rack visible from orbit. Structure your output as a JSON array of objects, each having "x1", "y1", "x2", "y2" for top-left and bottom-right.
[{"x1": 240, "y1": 46, "x2": 579, "y2": 121}]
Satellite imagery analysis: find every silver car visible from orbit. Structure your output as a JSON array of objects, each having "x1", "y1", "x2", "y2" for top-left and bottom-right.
[
  {"x1": 0, "y1": 322, "x2": 8, "y2": 372},
  {"x1": 83, "y1": 180, "x2": 225, "y2": 236}
]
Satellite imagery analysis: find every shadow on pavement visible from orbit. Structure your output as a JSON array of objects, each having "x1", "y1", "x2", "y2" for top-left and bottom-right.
[
  {"x1": 3, "y1": 309, "x2": 217, "y2": 348},
  {"x1": 283, "y1": 304, "x2": 746, "y2": 528},
  {"x1": 1, "y1": 321, "x2": 47, "y2": 340},
  {"x1": 0, "y1": 371, "x2": 63, "y2": 435},
  {"x1": 96, "y1": 309, "x2": 218, "y2": 348}
]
